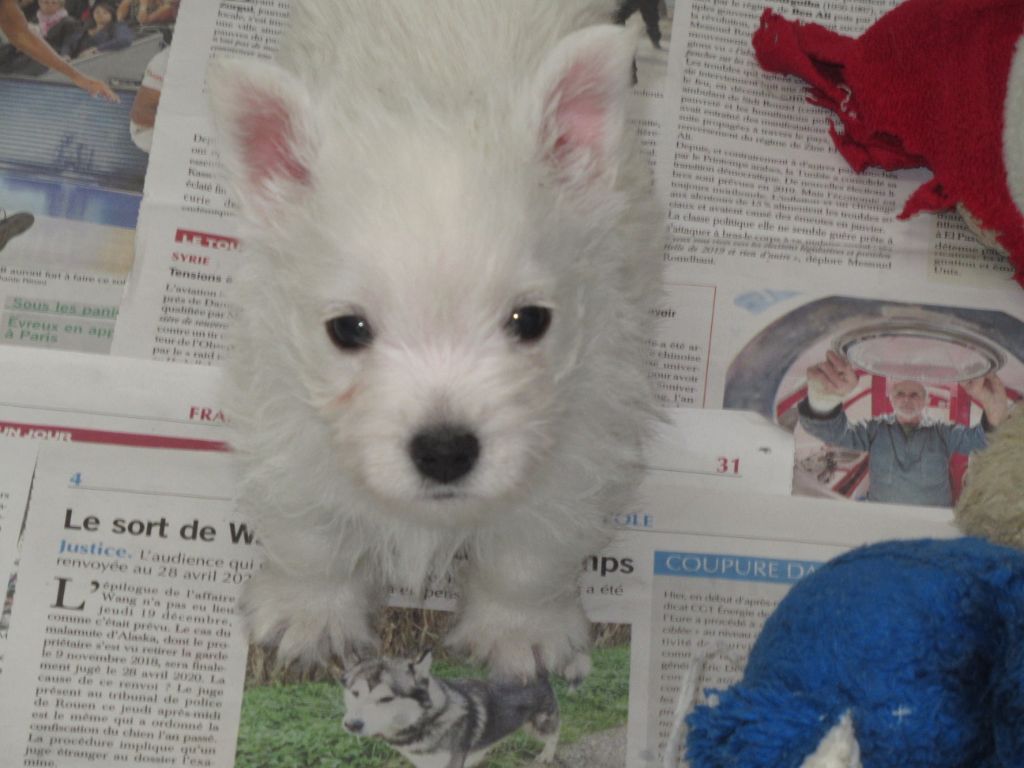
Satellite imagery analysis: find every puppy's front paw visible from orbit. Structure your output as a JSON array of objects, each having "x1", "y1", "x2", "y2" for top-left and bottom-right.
[
  {"x1": 447, "y1": 599, "x2": 591, "y2": 684},
  {"x1": 240, "y1": 567, "x2": 379, "y2": 669}
]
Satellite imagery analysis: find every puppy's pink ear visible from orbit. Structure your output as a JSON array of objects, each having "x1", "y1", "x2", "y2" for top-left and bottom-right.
[
  {"x1": 529, "y1": 25, "x2": 638, "y2": 188},
  {"x1": 207, "y1": 59, "x2": 319, "y2": 215}
]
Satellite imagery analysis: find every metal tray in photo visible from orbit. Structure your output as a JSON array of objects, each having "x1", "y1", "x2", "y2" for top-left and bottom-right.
[{"x1": 832, "y1": 320, "x2": 1005, "y2": 384}]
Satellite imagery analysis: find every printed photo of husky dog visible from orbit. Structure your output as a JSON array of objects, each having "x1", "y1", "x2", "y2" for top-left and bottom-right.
[
  {"x1": 234, "y1": 613, "x2": 631, "y2": 767},
  {"x1": 342, "y1": 650, "x2": 559, "y2": 768},
  {"x1": 208, "y1": 0, "x2": 664, "y2": 681}
]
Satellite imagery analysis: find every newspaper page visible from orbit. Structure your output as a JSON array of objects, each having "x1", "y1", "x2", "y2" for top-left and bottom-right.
[
  {"x1": 110, "y1": 0, "x2": 681, "y2": 362},
  {"x1": 621, "y1": 481, "x2": 960, "y2": 768},
  {"x1": 109, "y1": 0, "x2": 289, "y2": 364},
  {"x1": 0, "y1": 345, "x2": 227, "y2": 675},
  {"x1": 0, "y1": 345, "x2": 226, "y2": 451},
  {"x1": 0, "y1": 442, "x2": 251, "y2": 768},
  {"x1": 650, "y1": 0, "x2": 1023, "y2": 511},
  {"x1": 0, "y1": 3, "x2": 181, "y2": 353}
]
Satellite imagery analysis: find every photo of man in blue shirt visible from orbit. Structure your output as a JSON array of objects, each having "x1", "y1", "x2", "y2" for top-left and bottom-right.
[{"x1": 798, "y1": 350, "x2": 1010, "y2": 507}]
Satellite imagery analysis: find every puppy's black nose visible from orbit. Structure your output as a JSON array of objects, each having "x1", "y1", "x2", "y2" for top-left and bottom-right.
[
  {"x1": 409, "y1": 425, "x2": 480, "y2": 484},
  {"x1": 344, "y1": 719, "x2": 364, "y2": 734}
]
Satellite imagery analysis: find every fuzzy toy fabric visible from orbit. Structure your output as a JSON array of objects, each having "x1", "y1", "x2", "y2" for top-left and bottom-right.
[
  {"x1": 752, "y1": 0, "x2": 1024, "y2": 287},
  {"x1": 956, "y1": 406, "x2": 1024, "y2": 548},
  {"x1": 683, "y1": 538, "x2": 1024, "y2": 768}
]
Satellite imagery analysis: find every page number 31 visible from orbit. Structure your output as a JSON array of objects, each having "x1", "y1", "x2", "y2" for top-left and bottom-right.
[{"x1": 716, "y1": 457, "x2": 740, "y2": 474}]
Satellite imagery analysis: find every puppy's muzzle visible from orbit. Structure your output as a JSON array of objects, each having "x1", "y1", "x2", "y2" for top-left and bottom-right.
[
  {"x1": 344, "y1": 718, "x2": 364, "y2": 734},
  {"x1": 409, "y1": 425, "x2": 480, "y2": 484}
]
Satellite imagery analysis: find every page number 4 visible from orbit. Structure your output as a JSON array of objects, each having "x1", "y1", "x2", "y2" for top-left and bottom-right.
[{"x1": 69, "y1": 472, "x2": 82, "y2": 487}]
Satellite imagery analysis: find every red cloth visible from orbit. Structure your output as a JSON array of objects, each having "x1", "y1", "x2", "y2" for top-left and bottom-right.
[{"x1": 752, "y1": 0, "x2": 1024, "y2": 286}]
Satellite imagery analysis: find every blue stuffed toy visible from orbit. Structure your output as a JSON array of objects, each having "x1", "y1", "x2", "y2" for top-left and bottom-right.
[{"x1": 682, "y1": 538, "x2": 1024, "y2": 767}]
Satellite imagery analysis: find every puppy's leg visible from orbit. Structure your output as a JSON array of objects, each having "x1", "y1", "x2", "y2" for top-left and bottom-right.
[
  {"x1": 447, "y1": 548, "x2": 592, "y2": 683},
  {"x1": 241, "y1": 561, "x2": 380, "y2": 668}
]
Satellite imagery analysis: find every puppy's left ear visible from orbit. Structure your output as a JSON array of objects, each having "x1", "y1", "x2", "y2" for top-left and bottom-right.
[
  {"x1": 206, "y1": 58, "x2": 320, "y2": 218},
  {"x1": 526, "y1": 24, "x2": 638, "y2": 192}
]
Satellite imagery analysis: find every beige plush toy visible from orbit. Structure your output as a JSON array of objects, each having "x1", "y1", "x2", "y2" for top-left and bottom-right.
[{"x1": 956, "y1": 406, "x2": 1024, "y2": 549}]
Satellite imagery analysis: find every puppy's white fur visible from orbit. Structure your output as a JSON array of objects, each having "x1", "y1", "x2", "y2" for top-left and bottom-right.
[{"x1": 208, "y1": 0, "x2": 664, "y2": 680}]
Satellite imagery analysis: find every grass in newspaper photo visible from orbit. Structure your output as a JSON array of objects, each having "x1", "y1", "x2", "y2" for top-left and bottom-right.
[
  {"x1": 235, "y1": 609, "x2": 631, "y2": 768},
  {"x1": 722, "y1": 295, "x2": 1024, "y2": 508}
]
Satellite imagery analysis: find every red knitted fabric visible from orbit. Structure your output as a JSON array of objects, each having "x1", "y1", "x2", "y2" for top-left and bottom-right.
[{"x1": 753, "y1": 0, "x2": 1024, "y2": 287}]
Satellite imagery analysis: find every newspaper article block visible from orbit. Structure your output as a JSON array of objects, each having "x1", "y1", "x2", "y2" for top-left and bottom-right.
[
  {"x1": 649, "y1": 283, "x2": 716, "y2": 408},
  {"x1": 647, "y1": 550, "x2": 819, "y2": 751},
  {"x1": 0, "y1": 444, "x2": 252, "y2": 768}
]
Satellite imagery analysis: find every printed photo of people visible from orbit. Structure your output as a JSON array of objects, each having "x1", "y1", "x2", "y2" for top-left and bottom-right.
[
  {"x1": 0, "y1": 0, "x2": 176, "y2": 271},
  {"x1": 616, "y1": 0, "x2": 671, "y2": 93},
  {"x1": 724, "y1": 296, "x2": 1024, "y2": 509}
]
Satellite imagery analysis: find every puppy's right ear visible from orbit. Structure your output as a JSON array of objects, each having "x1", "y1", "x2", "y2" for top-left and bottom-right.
[
  {"x1": 206, "y1": 59, "x2": 320, "y2": 218},
  {"x1": 525, "y1": 24, "x2": 638, "y2": 194}
]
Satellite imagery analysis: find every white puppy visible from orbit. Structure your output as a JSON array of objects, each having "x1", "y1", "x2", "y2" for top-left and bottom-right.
[{"x1": 208, "y1": 0, "x2": 664, "y2": 681}]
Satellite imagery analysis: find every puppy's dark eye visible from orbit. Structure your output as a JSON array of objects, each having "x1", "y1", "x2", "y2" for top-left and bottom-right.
[
  {"x1": 327, "y1": 315, "x2": 373, "y2": 351},
  {"x1": 377, "y1": 696, "x2": 394, "y2": 704},
  {"x1": 506, "y1": 306, "x2": 551, "y2": 343}
]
